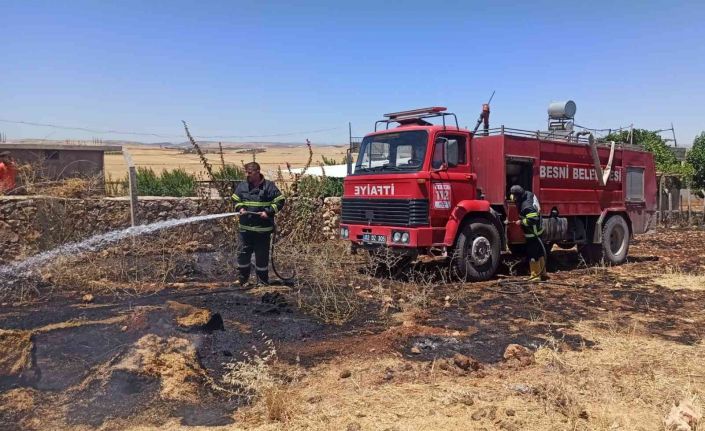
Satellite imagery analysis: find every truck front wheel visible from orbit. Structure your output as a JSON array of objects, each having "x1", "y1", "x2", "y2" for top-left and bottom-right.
[{"x1": 452, "y1": 219, "x2": 501, "y2": 281}]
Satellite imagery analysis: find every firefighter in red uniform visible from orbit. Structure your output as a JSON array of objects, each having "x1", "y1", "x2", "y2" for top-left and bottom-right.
[
  {"x1": 510, "y1": 185, "x2": 547, "y2": 281},
  {"x1": 0, "y1": 152, "x2": 17, "y2": 195},
  {"x1": 232, "y1": 162, "x2": 286, "y2": 286}
]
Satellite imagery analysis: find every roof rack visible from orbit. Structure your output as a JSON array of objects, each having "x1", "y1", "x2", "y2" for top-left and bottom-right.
[
  {"x1": 475, "y1": 126, "x2": 647, "y2": 152},
  {"x1": 375, "y1": 107, "x2": 459, "y2": 131}
]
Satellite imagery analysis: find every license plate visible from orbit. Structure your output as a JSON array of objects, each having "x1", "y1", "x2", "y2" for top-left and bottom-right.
[{"x1": 362, "y1": 234, "x2": 386, "y2": 243}]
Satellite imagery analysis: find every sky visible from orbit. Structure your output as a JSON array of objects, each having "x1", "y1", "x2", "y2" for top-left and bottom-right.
[{"x1": 1, "y1": 0, "x2": 704, "y2": 146}]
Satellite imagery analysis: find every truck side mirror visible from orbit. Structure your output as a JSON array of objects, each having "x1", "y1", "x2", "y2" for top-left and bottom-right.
[{"x1": 346, "y1": 148, "x2": 353, "y2": 175}]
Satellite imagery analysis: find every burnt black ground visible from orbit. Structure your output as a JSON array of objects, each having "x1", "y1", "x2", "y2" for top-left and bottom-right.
[{"x1": 1, "y1": 228, "x2": 704, "y2": 429}]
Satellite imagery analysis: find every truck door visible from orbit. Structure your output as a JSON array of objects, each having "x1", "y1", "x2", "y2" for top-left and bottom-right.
[
  {"x1": 505, "y1": 157, "x2": 535, "y2": 243},
  {"x1": 429, "y1": 132, "x2": 474, "y2": 228}
]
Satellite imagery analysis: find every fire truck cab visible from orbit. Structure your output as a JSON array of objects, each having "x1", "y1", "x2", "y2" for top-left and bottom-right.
[{"x1": 340, "y1": 105, "x2": 657, "y2": 281}]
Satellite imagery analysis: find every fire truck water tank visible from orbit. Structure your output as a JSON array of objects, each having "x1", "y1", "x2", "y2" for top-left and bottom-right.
[{"x1": 548, "y1": 101, "x2": 576, "y2": 119}]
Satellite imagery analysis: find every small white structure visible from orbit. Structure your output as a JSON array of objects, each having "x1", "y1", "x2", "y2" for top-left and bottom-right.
[{"x1": 288, "y1": 164, "x2": 352, "y2": 178}]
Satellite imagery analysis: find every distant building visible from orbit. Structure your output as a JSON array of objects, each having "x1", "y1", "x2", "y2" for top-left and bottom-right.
[{"x1": 0, "y1": 143, "x2": 121, "y2": 180}]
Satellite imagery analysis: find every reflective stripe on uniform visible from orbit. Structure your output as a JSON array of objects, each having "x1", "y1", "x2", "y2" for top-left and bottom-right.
[
  {"x1": 237, "y1": 263, "x2": 251, "y2": 268},
  {"x1": 240, "y1": 200, "x2": 274, "y2": 207},
  {"x1": 232, "y1": 194, "x2": 242, "y2": 202},
  {"x1": 239, "y1": 224, "x2": 274, "y2": 233},
  {"x1": 255, "y1": 265, "x2": 269, "y2": 272},
  {"x1": 273, "y1": 195, "x2": 285, "y2": 203}
]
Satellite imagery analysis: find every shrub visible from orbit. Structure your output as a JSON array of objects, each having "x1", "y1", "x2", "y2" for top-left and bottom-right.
[
  {"x1": 159, "y1": 168, "x2": 197, "y2": 197},
  {"x1": 297, "y1": 176, "x2": 343, "y2": 198},
  {"x1": 213, "y1": 164, "x2": 245, "y2": 181},
  {"x1": 135, "y1": 167, "x2": 197, "y2": 197}
]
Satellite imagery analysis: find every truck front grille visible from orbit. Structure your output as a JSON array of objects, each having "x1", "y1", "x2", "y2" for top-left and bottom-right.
[{"x1": 341, "y1": 198, "x2": 429, "y2": 226}]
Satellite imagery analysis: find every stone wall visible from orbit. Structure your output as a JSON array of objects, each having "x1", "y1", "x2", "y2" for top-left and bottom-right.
[{"x1": 0, "y1": 195, "x2": 342, "y2": 263}]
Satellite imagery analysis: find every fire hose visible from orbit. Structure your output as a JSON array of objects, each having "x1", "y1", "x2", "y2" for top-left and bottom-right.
[{"x1": 236, "y1": 211, "x2": 296, "y2": 284}]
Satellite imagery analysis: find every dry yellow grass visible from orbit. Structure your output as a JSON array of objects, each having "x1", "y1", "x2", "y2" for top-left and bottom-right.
[
  {"x1": 110, "y1": 315, "x2": 705, "y2": 431},
  {"x1": 0, "y1": 329, "x2": 33, "y2": 377},
  {"x1": 104, "y1": 144, "x2": 348, "y2": 179},
  {"x1": 114, "y1": 334, "x2": 207, "y2": 403}
]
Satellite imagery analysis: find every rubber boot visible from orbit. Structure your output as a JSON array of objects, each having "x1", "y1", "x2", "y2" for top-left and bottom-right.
[
  {"x1": 528, "y1": 259, "x2": 540, "y2": 282},
  {"x1": 537, "y1": 256, "x2": 548, "y2": 280}
]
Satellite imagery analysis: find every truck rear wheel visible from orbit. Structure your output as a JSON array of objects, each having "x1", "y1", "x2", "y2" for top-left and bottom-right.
[
  {"x1": 452, "y1": 219, "x2": 501, "y2": 281},
  {"x1": 602, "y1": 215, "x2": 629, "y2": 264},
  {"x1": 578, "y1": 215, "x2": 629, "y2": 265}
]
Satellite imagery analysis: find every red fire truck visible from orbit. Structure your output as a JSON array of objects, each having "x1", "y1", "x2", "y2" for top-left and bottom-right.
[{"x1": 340, "y1": 104, "x2": 657, "y2": 281}]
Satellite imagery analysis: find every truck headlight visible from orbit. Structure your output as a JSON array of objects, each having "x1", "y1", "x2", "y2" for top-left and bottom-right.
[
  {"x1": 340, "y1": 226, "x2": 349, "y2": 239},
  {"x1": 401, "y1": 232, "x2": 410, "y2": 243},
  {"x1": 393, "y1": 232, "x2": 402, "y2": 242}
]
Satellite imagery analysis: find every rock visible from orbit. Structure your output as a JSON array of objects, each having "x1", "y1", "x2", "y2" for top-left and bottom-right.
[
  {"x1": 339, "y1": 369, "x2": 352, "y2": 379},
  {"x1": 665, "y1": 398, "x2": 701, "y2": 431},
  {"x1": 453, "y1": 353, "x2": 482, "y2": 371},
  {"x1": 307, "y1": 395, "x2": 323, "y2": 404},
  {"x1": 508, "y1": 383, "x2": 534, "y2": 394},
  {"x1": 410, "y1": 346, "x2": 421, "y2": 354},
  {"x1": 81, "y1": 293, "x2": 94, "y2": 303},
  {"x1": 471, "y1": 408, "x2": 487, "y2": 421},
  {"x1": 503, "y1": 344, "x2": 534, "y2": 367},
  {"x1": 505, "y1": 408, "x2": 515, "y2": 416},
  {"x1": 346, "y1": 422, "x2": 362, "y2": 431},
  {"x1": 499, "y1": 421, "x2": 519, "y2": 431},
  {"x1": 383, "y1": 370, "x2": 394, "y2": 381}
]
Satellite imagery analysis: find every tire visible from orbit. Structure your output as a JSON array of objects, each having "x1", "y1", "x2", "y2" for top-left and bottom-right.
[
  {"x1": 578, "y1": 215, "x2": 630, "y2": 265},
  {"x1": 601, "y1": 215, "x2": 629, "y2": 264},
  {"x1": 452, "y1": 219, "x2": 501, "y2": 281}
]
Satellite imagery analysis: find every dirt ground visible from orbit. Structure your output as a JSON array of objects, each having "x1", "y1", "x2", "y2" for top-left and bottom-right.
[
  {"x1": 1, "y1": 228, "x2": 704, "y2": 430},
  {"x1": 104, "y1": 145, "x2": 349, "y2": 180}
]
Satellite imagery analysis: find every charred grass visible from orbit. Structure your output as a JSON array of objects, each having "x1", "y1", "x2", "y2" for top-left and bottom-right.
[{"x1": 1, "y1": 227, "x2": 705, "y2": 429}]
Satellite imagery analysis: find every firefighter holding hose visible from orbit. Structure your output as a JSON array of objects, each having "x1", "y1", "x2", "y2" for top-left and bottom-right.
[
  {"x1": 232, "y1": 162, "x2": 286, "y2": 286},
  {"x1": 509, "y1": 185, "x2": 547, "y2": 281}
]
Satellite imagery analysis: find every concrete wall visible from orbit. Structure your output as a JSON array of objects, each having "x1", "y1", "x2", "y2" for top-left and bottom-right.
[{"x1": 7, "y1": 148, "x2": 105, "y2": 179}]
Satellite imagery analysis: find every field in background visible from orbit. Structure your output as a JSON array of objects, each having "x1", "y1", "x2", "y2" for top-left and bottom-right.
[{"x1": 104, "y1": 144, "x2": 349, "y2": 180}]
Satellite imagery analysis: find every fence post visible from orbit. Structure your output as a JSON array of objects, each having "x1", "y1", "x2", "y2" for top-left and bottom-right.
[
  {"x1": 657, "y1": 175, "x2": 664, "y2": 224},
  {"x1": 687, "y1": 182, "x2": 692, "y2": 225},
  {"x1": 122, "y1": 149, "x2": 139, "y2": 226}
]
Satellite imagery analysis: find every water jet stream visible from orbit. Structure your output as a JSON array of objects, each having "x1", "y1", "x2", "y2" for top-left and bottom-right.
[{"x1": 0, "y1": 212, "x2": 238, "y2": 281}]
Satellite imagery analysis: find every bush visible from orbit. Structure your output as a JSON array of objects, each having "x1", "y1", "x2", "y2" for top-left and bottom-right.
[
  {"x1": 213, "y1": 164, "x2": 245, "y2": 181},
  {"x1": 135, "y1": 167, "x2": 197, "y2": 197},
  {"x1": 160, "y1": 168, "x2": 197, "y2": 197},
  {"x1": 297, "y1": 176, "x2": 343, "y2": 198}
]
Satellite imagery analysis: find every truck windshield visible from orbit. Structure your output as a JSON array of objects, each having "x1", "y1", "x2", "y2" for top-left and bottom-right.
[{"x1": 354, "y1": 130, "x2": 428, "y2": 174}]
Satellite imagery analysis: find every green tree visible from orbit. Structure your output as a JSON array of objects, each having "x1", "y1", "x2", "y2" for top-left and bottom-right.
[
  {"x1": 605, "y1": 129, "x2": 694, "y2": 179},
  {"x1": 686, "y1": 132, "x2": 705, "y2": 190},
  {"x1": 605, "y1": 129, "x2": 678, "y2": 171}
]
